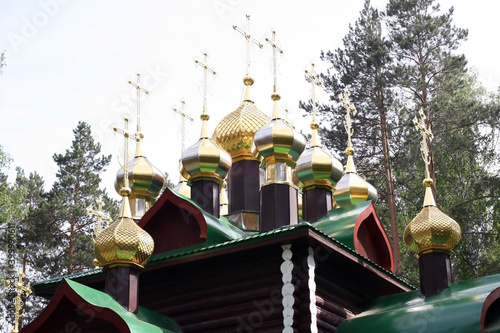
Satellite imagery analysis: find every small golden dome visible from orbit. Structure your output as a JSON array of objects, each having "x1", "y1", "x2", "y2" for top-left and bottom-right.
[
  {"x1": 403, "y1": 206, "x2": 461, "y2": 255},
  {"x1": 95, "y1": 197, "x2": 154, "y2": 269},
  {"x1": 333, "y1": 154, "x2": 378, "y2": 207},
  {"x1": 295, "y1": 146, "x2": 343, "y2": 189},
  {"x1": 115, "y1": 148, "x2": 165, "y2": 200},
  {"x1": 182, "y1": 137, "x2": 232, "y2": 185},
  {"x1": 213, "y1": 101, "x2": 269, "y2": 162},
  {"x1": 295, "y1": 124, "x2": 343, "y2": 189},
  {"x1": 253, "y1": 103, "x2": 306, "y2": 168}
]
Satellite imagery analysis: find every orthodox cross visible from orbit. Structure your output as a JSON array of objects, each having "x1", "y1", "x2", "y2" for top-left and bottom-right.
[
  {"x1": 265, "y1": 30, "x2": 283, "y2": 94},
  {"x1": 128, "y1": 73, "x2": 149, "y2": 141},
  {"x1": 194, "y1": 52, "x2": 216, "y2": 118},
  {"x1": 172, "y1": 100, "x2": 194, "y2": 154},
  {"x1": 9, "y1": 269, "x2": 31, "y2": 333},
  {"x1": 113, "y1": 115, "x2": 133, "y2": 187},
  {"x1": 338, "y1": 87, "x2": 357, "y2": 150},
  {"x1": 304, "y1": 63, "x2": 324, "y2": 124},
  {"x1": 87, "y1": 196, "x2": 112, "y2": 240},
  {"x1": 233, "y1": 14, "x2": 263, "y2": 76},
  {"x1": 413, "y1": 108, "x2": 434, "y2": 178}
]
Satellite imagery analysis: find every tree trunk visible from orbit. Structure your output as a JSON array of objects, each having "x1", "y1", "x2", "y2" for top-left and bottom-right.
[
  {"x1": 378, "y1": 92, "x2": 401, "y2": 274},
  {"x1": 68, "y1": 218, "x2": 75, "y2": 274}
]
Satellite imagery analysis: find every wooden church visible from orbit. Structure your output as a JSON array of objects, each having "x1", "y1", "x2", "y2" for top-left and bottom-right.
[{"x1": 18, "y1": 21, "x2": 500, "y2": 333}]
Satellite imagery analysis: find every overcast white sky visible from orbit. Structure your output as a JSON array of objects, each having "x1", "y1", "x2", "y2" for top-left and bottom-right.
[{"x1": 1, "y1": 0, "x2": 499, "y2": 198}]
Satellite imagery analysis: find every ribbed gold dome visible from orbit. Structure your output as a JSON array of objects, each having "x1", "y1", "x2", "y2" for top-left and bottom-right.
[
  {"x1": 404, "y1": 205, "x2": 461, "y2": 255},
  {"x1": 254, "y1": 102, "x2": 306, "y2": 168},
  {"x1": 115, "y1": 146, "x2": 165, "y2": 200},
  {"x1": 213, "y1": 102, "x2": 269, "y2": 162},
  {"x1": 182, "y1": 137, "x2": 232, "y2": 186},
  {"x1": 333, "y1": 150, "x2": 378, "y2": 207},
  {"x1": 95, "y1": 194, "x2": 154, "y2": 269}
]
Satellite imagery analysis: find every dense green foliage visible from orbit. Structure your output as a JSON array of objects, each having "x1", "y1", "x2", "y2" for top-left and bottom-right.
[{"x1": 309, "y1": 0, "x2": 500, "y2": 284}]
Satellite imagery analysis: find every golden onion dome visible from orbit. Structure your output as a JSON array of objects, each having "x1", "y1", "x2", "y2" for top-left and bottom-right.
[
  {"x1": 213, "y1": 77, "x2": 269, "y2": 162},
  {"x1": 333, "y1": 149, "x2": 378, "y2": 207},
  {"x1": 182, "y1": 113, "x2": 232, "y2": 185},
  {"x1": 114, "y1": 142, "x2": 165, "y2": 200},
  {"x1": 254, "y1": 97, "x2": 306, "y2": 168},
  {"x1": 403, "y1": 178, "x2": 461, "y2": 256},
  {"x1": 95, "y1": 187, "x2": 154, "y2": 269},
  {"x1": 295, "y1": 122, "x2": 343, "y2": 189}
]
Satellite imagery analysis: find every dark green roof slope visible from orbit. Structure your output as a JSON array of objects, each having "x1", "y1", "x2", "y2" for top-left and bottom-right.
[
  {"x1": 64, "y1": 279, "x2": 182, "y2": 332},
  {"x1": 312, "y1": 200, "x2": 372, "y2": 250},
  {"x1": 338, "y1": 273, "x2": 500, "y2": 333}
]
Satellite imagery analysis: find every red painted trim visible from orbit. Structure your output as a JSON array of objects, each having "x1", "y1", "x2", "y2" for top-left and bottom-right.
[
  {"x1": 21, "y1": 280, "x2": 130, "y2": 333},
  {"x1": 353, "y1": 202, "x2": 395, "y2": 273},
  {"x1": 307, "y1": 232, "x2": 409, "y2": 292},
  {"x1": 139, "y1": 188, "x2": 208, "y2": 239},
  {"x1": 480, "y1": 286, "x2": 500, "y2": 333}
]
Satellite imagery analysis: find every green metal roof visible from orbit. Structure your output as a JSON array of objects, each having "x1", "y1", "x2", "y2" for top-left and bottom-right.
[
  {"x1": 338, "y1": 273, "x2": 500, "y2": 333},
  {"x1": 64, "y1": 279, "x2": 182, "y2": 332},
  {"x1": 311, "y1": 200, "x2": 372, "y2": 251},
  {"x1": 33, "y1": 221, "x2": 413, "y2": 291}
]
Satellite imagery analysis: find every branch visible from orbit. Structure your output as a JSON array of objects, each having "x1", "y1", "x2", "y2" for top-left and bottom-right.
[{"x1": 445, "y1": 195, "x2": 500, "y2": 213}]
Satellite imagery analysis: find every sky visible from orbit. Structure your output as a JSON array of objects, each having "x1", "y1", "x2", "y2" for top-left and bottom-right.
[{"x1": 0, "y1": 0, "x2": 499, "y2": 199}]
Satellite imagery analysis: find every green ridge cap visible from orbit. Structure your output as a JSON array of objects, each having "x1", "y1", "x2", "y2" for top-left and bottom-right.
[
  {"x1": 64, "y1": 279, "x2": 182, "y2": 332},
  {"x1": 338, "y1": 273, "x2": 500, "y2": 333}
]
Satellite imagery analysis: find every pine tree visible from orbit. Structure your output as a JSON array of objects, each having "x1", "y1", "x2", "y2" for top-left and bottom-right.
[
  {"x1": 44, "y1": 121, "x2": 114, "y2": 276},
  {"x1": 315, "y1": 0, "x2": 403, "y2": 273}
]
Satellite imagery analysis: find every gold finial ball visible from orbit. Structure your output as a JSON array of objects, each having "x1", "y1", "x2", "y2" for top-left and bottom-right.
[
  {"x1": 423, "y1": 177, "x2": 433, "y2": 187},
  {"x1": 310, "y1": 122, "x2": 319, "y2": 130},
  {"x1": 271, "y1": 92, "x2": 281, "y2": 101},
  {"x1": 200, "y1": 113, "x2": 210, "y2": 121},
  {"x1": 92, "y1": 258, "x2": 100, "y2": 268},
  {"x1": 345, "y1": 147, "x2": 355, "y2": 156},
  {"x1": 119, "y1": 186, "x2": 132, "y2": 197},
  {"x1": 243, "y1": 75, "x2": 254, "y2": 86}
]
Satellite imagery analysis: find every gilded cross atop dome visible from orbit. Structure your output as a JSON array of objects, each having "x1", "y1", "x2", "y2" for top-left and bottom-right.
[
  {"x1": 87, "y1": 196, "x2": 112, "y2": 241},
  {"x1": 194, "y1": 52, "x2": 216, "y2": 138},
  {"x1": 173, "y1": 100, "x2": 194, "y2": 154},
  {"x1": 413, "y1": 108, "x2": 434, "y2": 178},
  {"x1": 265, "y1": 30, "x2": 283, "y2": 99},
  {"x1": 8, "y1": 269, "x2": 31, "y2": 333},
  {"x1": 304, "y1": 63, "x2": 324, "y2": 147},
  {"x1": 339, "y1": 87, "x2": 357, "y2": 152},
  {"x1": 233, "y1": 14, "x2": 263, "y2": 78},
  {"x1": 113, "y1": 115, "x2": 133, "y2": 192},
  {"x1": 128, "y1": 73, "x2": 149, "y2": 142}
]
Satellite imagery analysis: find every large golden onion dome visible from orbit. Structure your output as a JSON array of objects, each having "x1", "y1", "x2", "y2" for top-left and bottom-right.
[
  {"x1": 182, "y1": 113, "x2": 232, "y2": 186},
  {"x1": 213, "y1": 77, "x2": 270, "y2": 162},
  {"x1": 295, "y1": 121, "x2": 343, "y2": 189},
  {"x1": 114, "y1": 142, "x2": 165, "y2": 201},
  {"x1": 403, "y1": 178, "x2": 461, "y2": 256},
  {"x1": 254, "y1": 95, "x2": 306, "y2": 168},
  {"x1": 333, "y1": 149, "x2": 378, "y2": 207},
  {"x1": 95, "y1": 187, "x2": 154, "y2": 269}
]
